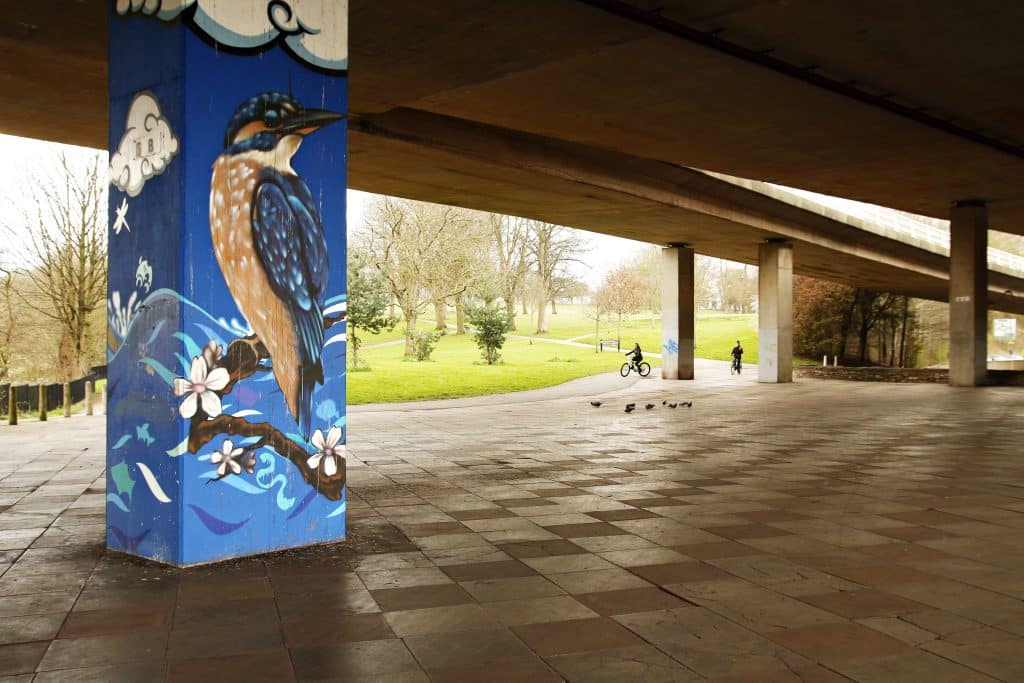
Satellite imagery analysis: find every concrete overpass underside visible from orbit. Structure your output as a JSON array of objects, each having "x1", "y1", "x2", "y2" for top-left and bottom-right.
[{"x1": 3, "y1": 1, "x2": 1024, "y2": 312}]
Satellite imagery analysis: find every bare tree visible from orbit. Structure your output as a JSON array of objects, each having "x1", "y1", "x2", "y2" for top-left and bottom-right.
[
  {"x1": 527, "y1": 221, "x2": 585, "y2": 334},
  {"x1": 490, "y1": 214, "x2": 529, "y2": 331},
  {"x1": 0, "y1": 268, "x2": 14, "y2": 379},
  {"x1": 5, "y1": 152, "x2": 107, "y2": 381},
  {"x1": 598, "y1": 263, "x2": 645, "y2": 347},
  {"x1": 425, "y1": 213, "x2": 490, "y2": 335},
  {"x1": 360, "y1": 197, "x2": 474, "y2": 358}
]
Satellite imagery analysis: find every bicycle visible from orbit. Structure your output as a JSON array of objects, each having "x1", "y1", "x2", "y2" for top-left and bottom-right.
[
  {"x1": 621, "y1": 359, "x2": 651, "y2": 377},
  {"x1": 730, "y1": 356, "x2": 742, "y2": 375}
]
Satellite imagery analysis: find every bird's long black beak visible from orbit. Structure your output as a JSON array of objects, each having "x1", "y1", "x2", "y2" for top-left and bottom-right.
[{"x1": 281, "y1": 108, "x2": 346, "y2": 136}]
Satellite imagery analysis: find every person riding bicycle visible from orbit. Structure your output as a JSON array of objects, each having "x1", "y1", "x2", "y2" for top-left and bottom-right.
[
  {"x1": 626, "y1": 342, "x2": 643, "y2": 369},
  {"x1": 731, "y1": 340, "x2": 743, "y2": 369}
]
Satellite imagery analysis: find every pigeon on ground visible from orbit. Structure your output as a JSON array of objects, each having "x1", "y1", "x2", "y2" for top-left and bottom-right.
[
  {"x1": 662, "y1": 400, "x2": 668, "y2": 405},
  {"x1": 668, "y1": 403, "x2": 677, "y2": 408},
  {"x1": 624, "y1": 403, "x2": 636, "y2": 413},
  {"x1": 645, "y1": 404, "x2": 655, "y2": 410},
  {"x1": 590, "y1": 401, "x2": 602, "y2": 407},
  {"x1": 682, "y1": 401, "x2": 693, "y2": 408}
]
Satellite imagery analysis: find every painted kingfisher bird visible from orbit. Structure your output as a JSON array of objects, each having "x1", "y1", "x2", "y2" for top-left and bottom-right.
[{"x1": 210, "y1": 92, "x2": 343, "y2": 438}]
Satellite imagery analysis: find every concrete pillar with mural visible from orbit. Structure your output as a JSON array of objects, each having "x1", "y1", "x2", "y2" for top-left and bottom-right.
[
  {"x1": 107, "y1": 2, "x2": 348, "y2": 566},
  {"x1": 661, "y1": 244, "x2": 695, "y2": 379},
  {"x1": 758, "y1": 240, "x2": 793, "y2": 383},
  {"x1": 949, "y1": 201, "x2": 988, "y2": 387}
]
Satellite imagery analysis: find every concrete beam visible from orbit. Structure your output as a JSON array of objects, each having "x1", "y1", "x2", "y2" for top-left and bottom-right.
[
  {"x1": 661, "y1": 245, "x2": 695, "y2": 380},
  {"x1": 949, "y1": 202, "x2": 988, "y2": 387},
  {"x1": 758, "y1": 241, "x2": 793, "y2": 383}
]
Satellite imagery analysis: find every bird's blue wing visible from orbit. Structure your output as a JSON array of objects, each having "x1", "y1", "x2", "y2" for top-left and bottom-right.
[{"x1": 251, "y1": 169, "x2": 328, "y2": 370}]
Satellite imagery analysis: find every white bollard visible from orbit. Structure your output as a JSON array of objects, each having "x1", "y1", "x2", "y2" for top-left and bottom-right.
[
  {"x1": 823, "y1": 355, "x2": 827, "y2": 367},
  {"x1": 833, "y1": 356, "x2": 838, "y2": 367}
]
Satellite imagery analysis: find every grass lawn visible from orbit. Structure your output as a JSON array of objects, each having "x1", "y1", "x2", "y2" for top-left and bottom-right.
[
  {"x1": 356, "y1": 318, "x2": 438, "y2": 347},
  {"x1": 348, "y1": 332, "x2": 658, "y2": 405},
  {"x1": 510, "y1": 304, "x2": 759, "y2": 363}
]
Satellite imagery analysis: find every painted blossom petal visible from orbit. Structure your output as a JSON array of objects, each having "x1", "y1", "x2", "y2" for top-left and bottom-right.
[
  {"x1": 222, "y1": 439, "x2": 234, "y2": 454},
  {"x1": 311, "y1": 429, "x2": 326, "y2": 451},
  {"x1": 335, "y1": 444, "x2": 346, "y2": 460},
  {"x1": 228, "y1": 459, "x2": 241, "y2": 475},
  {"x1": 325, "y1": 426, "x2": 342, "y2": 449},
  {"x1": 179, "y1": 393, "x2": 198, "y2": 419},
  {"x1": 306, "y1": 453, "x2": 323, "y2": 471},
  {"x1": 324, "y1": 455, "x2": 337, "y2": 477},
  {"x1": 210, "y1": 452, "x2": 225, "y2": 464},
  {"x1": 205, "y1": 367, "x2": 230, "y2": 391},
  {"x1": 199, "y1": 390, "x2": 222, "y2": 417},
  {"x1": 217, "y1": 461, "x2": 228, "y2": 476},
  {"x1": 172, "y1": 378, "x2": 192, "y2": 397},
  {"x1": 230, "y1": 447, "x2": 244, "y2": 458},
  {"x1": 189, "y1": 355, "x2": 208, "y2": 385}
]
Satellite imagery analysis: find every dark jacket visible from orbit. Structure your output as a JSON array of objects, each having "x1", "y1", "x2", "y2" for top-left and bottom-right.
[{"x1": 731, "y1": 345, "x2": 743, "y2": 359}]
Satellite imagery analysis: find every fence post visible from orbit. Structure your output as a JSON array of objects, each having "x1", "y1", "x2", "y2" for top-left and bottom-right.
[
  {"x1": 85, "y1": 381, "x2": 94, "y2": 416},
  {"x1": 63, "y1": 383, "x2": 71, "y2": 418},
  {"x1": 38, "y1": 384, "x2": 47, "y2": 422},
  {"x1": 8, "y1": 385, "x2": 16, "y2": 426}
]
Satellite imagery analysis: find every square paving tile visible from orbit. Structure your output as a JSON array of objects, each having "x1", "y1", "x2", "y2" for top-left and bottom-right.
[
  {"x1": 765, "y1": 622, "x2": 909, "y2": 662},
  {"x1": 575, "y1": 587, "x2": 688, "y2": 616},
  {"x1": 800, "y1": 589, "x2": 931, "y2": 619},
  {"x1": 289, "y1": 638, "x2": 422, "y2": 680},
  {"x1": 629, "y1": 561, "x2": 731, "y2": 585},
  {"x1": 370, "y1": 584, "x2": 473, "y2": 612},
  {"x1": 281, "y1": 613, "x2": 394, "y2": 647},
  {"x1": 460, "y1": 575, "x2": 566, "y2": 602},
  {"x1": 0, "y1": 642, "x2": 48, "y2": 676},
  {"x1": 402, "y1": 628, "x2": 536, "y2": 669},
  {"x1": 483, "y1": 595, "x2": 599, "y2": 626},
  {"x1": 512, "y1": 617, "x2": 643, "y2": 656}
]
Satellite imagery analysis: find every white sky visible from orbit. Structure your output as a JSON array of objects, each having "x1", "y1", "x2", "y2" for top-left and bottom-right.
[{"x1": 0, "y1": 135, "x2": 649, "y2": 287}]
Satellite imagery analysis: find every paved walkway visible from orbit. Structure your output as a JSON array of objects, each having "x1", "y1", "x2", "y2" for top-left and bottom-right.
[{"x1": 1, "y1": 371, "x2": 1023, "y2": 681}]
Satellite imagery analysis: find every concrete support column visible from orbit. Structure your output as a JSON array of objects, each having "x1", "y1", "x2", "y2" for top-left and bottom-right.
[
  {"x1": 108, "y1": 5, "x2": 349, "y2": 565},
  {"x1": 758, "y1": 240, "x2": 793, "y2": 383},
  {"x1": 661, "y1": 244, "x2": 695, "y2": 380},
  {"x1": 949, "y1": 202, "x2": 988, "y2": 386}
]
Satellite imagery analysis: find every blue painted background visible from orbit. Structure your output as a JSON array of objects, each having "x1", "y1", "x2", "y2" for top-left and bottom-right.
[{"x1": 107, "y1": 9, "x2": 347, "y2": 565}]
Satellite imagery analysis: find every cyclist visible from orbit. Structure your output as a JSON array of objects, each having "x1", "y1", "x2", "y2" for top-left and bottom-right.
[
  {"x1": 731, "y1": 340, "x2": 743, "y2": 373},
  {"x1": 625, "y1": 342, "x2": 643, "y2": 371}
]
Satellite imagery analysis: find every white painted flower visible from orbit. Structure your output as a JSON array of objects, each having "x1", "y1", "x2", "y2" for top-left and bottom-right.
[
  {"x1": 172, "y1": 355, "x2": 229, "y2": 419},
  {"x1": 306, "y1": 426, "x2": 345, "y2": 477},
  {"x1": 210, "y1": 439, "x2": 243, "y2": 477},
  {"x1": 202, "y1": 339, "x2": 224, "y2": 369}
]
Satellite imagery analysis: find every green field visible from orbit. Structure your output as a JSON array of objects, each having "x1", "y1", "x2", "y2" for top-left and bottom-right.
[
  {"x1": 347, "y1": 304, "x2": 756, "y2": 404},
  {"x1": 348, "y1": 332, "x2": 659, "y2": 405}
]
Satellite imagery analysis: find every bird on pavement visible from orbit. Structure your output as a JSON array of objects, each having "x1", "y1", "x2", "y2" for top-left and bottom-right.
[
  {"x1": 624, "y1": 403, "x2": 636, "y2": 413},
  {"x1": 662, "y1": 400, "x2": 668, "y2": 405},
  {"x1": 590, "y1": 401, "x2": 602, "y2": 407},
  {"x1": 682, "y1": 401, "x2": 693, "y2": 408},
  {"x1": 668, "y1": 403, "x2": 677, "y2": 408},
  {"x1": 645, "y1": 404, "x2": 655, "y2": 410}
]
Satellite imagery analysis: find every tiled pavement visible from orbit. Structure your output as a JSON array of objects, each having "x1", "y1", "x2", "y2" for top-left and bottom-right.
[{"x1": 2, "y1": 367, "x2": 1024, "y2": 681}]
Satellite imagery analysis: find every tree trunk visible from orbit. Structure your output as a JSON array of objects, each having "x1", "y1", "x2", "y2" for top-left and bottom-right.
[
  {"x1": 403, "y1": 310, "x2": 418, "y2": 358},
  {"x1": 521, "y1": 298, "x2": 528, "y2": 315},
  {"x1": 506, "y1": 300, "x2": 517, "y2": 331},
  {"x1": 350, "y1": 323, "x2": 359, "y2": 368},
  {"x1": 550, "y1": 299, "x2": 557, "y2": 315},
  {"x1": 536, "y1": 291, "x2": 549, "y2": 333},
  {"x1": 898, "y1": 298, "x2": 909, "y2": 368},
  {"x1": 617, "y1": 313, "x2": 622, "y2": 348},
  {"x1": 434, "y1": 300, "x2": 447, "y2": 331},
  {"x1": 454, "y1": 294, "x2": 466, "y2": 335}
]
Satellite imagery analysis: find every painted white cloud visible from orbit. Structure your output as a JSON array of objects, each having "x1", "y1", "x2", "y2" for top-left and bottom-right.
[
  {"x1": 110, "y1": 92, "x2": 180, "y2": 198},
  {"x1": 116, "y1": 0, "x2": 348, "y2": 72}
]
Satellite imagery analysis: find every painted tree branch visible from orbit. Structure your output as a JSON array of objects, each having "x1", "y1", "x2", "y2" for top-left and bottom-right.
[{"x1": 187, "y1": 312, "x2": 347, "y2": 500}]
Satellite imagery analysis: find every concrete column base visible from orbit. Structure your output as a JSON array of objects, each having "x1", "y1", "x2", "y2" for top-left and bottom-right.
[
  {"x1": 661, "y1": 245, "x2": 695, "y2": 380},
  {"x1": 758, "y1": 240, "x2": 793, "y2": 383},
  {"x1": 949, "y1": 202, "x2": 988, "y2": 387}
]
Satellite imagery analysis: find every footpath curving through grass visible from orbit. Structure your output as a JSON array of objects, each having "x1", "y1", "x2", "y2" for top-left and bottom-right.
[
  {"x1": 347, "y1": 304, "x2": 756, "y2": 404},
  {"x1": 347, "y1": 333, "x2": 657, "y2": 405}
]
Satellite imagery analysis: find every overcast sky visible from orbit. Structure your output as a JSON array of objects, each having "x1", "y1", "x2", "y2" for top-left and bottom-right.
[{"x1": 1, "y1": 134, "x2": 650, "y2": 286}]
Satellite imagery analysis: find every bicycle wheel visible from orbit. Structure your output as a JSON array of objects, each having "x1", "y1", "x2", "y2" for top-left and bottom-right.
[
  {"x1": 638, "y1": 362, "x2": 651, "y2": 377},
  {"x1": 620, "y1": 362, "x2": 631, "y2": 377},
  {"x1": 730, "y1": 361, "x2": 736, "y2": 375}
]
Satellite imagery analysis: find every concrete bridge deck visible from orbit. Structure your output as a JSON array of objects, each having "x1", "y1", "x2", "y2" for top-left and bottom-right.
[{"x1": 2, "y1": 370, "x2": 1023, "y2": 681}]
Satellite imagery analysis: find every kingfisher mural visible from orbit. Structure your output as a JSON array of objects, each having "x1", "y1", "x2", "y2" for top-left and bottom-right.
[{"x1": 107, "y1": 1, "x2": 348, "y2": 565}]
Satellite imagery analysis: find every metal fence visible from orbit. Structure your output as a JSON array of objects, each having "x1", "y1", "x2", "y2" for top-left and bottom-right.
[{"x1": 0, "y1": 365, "x2": 106, "y2": 415}]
